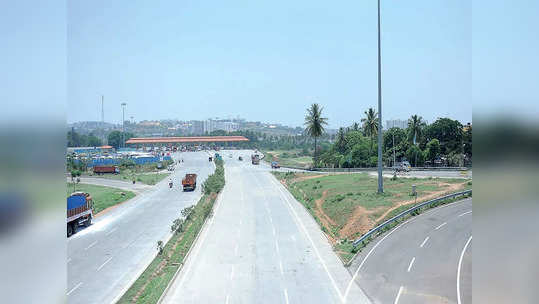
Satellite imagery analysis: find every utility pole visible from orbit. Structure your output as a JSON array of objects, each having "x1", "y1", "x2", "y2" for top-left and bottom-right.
[
  {"x1": 121, "y1": 102, "x2": 127, "y2": 149},
  {"x1": 377, "y1": 0, "x2": 384, "y2": 193},
  {"x1": 393, "y1": 132, "x2": 396, "y2": 167},
  {"x1": 101, "y1": 95, "x2": 104, "y2": 123}
]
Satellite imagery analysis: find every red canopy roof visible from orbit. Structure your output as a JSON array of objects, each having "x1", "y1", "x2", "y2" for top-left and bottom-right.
[{"x1": 125, "y1": 136, "x2": 249, "y2": 144}]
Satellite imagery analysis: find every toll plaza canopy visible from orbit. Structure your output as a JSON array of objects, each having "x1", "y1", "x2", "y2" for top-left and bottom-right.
[{"x1": 125, "y1": 136, "x2": 249, "y2": 145}]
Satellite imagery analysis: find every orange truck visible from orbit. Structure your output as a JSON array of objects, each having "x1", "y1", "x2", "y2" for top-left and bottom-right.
[{"x1": 182, "y1": 173, "x2": 197, "y2": 191}]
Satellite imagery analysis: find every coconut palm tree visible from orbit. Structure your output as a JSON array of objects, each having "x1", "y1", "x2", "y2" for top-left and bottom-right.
[
  {"x1": 361, "y1": 107, "x2": 378, "y2": 151},
  {"x1": 407, "y1": 114, "x2": 426, "y2": 145},
  {"x1": 304, "y1": 103, "x2": 328, "y2": 166}
]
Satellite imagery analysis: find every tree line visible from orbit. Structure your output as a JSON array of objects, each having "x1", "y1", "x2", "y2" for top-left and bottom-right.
[{"x1": 303, "y1": 104, "x2": 471, "y2": 168}]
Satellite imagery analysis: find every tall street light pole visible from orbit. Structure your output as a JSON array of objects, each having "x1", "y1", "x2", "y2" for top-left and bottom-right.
[
  {"x1": 121, "y1": 102, "x2": 127, "y2": 149},
  {"x1": 377, "y1": 0, "x2": 384, "y2": 193}
]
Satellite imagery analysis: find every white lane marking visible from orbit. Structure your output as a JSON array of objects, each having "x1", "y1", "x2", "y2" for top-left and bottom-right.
[
  {"x1": 457, "y1": 236, "x2": 472, "y2": 304},
  {"x1": 344, "y1": 220, "x2": 411, "y2": 301},
  {"x1": 407, "y1": 257, "x2": 416, "y2": 272},
  {"x1": 420, "y1": 236, "x2": 430, "y2": 248},
  {"x1": 458, "y1": 211, "x2": 472, "y2": 217},
  {"x1": 394, "y1": 286, "x2": 404, "y2": 304},
  {"x1": 272, "y1": 226, "x2": 276, "y2": 236},
  {"x1": 106, "y1": 227, "x2": 117, "y2": 236},
  {"x1": 97, "y1": 256, "x2": 113, "y2": 271},
  {"x1": 435, "y1": 222, "x2": 447, "y2": 230},
  {"x1": 66, "y1": 282, "x2": 82, "y2": 296},
  {"x1": 85, "y1": 240, "x2": 98, "y2": 250},
  {"x1": 275, "y1": 239, "x2": 280, "y2": 254},
  {"x1": 225, "y1": 294, "x2": 230, "y2": 304},
  {"x1": 291, "y1": 235, "x2": 296, "y2": 242},
  {"x1": 230, "y1": 266, "x2": 235, "y2": 280},
  {"x1": 269, "y1": 215, "x2": 273, "y2": 224},
  {"x1": 279, "y1": 260, "x2": 284, "y2": 275},
  {"x1": 234, "y1": 243, "x2": 239, "y2": 256},
  {"x1": 284, "y1": 288, "x2": 290, "y2": 304},
  {"x1": 67, "y1": 258, "x2": 71, "y2": 264},
  {"x1": 269, "y1": 177, "x2": 345, "y2": 303}
]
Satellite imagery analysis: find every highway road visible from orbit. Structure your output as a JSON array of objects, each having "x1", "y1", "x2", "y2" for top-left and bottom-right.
[
  {"x1": 347, "y1": 198, "x2": 472, "y2": 304},
  {"x1": 161, "y1": 150, "x2": 370, "y2": 304},
  {"x1": 67, "y1": 151, "x2": 214, "y2": 304}
]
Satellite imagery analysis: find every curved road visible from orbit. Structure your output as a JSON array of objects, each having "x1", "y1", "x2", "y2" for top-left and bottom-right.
[
  {"x1": 347, "y1": 198, "x2": 472, "y2": 304},
  {"x1": 67, "y1": 151, "x2": 214, "y2": 304}
]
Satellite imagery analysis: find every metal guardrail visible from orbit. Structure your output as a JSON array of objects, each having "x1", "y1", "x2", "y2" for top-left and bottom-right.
[{"x1": 352, "y1": 190, "x2": 472, "y2": 248}]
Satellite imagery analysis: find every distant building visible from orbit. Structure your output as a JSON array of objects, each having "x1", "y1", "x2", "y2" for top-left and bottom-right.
[{"x1": 386, "y1": 119, "x2": 408, "y2": 130}]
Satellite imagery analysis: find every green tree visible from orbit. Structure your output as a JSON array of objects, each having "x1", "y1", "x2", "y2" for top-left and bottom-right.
[
  {"x1": 425, "y1": 139, "x2": 441, "y2": 163},
  {"x1": 67, "y1": 130, "x2": 83, "y2": 147},
  {"x1": 87, "y1": 135, "x2": 102, "y2": 147},
  {"x1": 304, "y1": 103, "x2": 328, "y2": 166},
  {"x1": 407, "y1": 115, "x2": 426, "y2": 145},
  {"x1": 424, "y1": 118, "x2": 463, "y2": 155},
  {"x1": 107, "y1": 131, "x2": 134, "y2": 149},
  {"x1": 361, "y1": 108, "x2": 378, "y2": 152},
  {"x1": 335, "y1": 127, "x2": 347, "y2": 153},
  {"x1": 405, "y1": 145, "x2": 425, "y2": 166}
]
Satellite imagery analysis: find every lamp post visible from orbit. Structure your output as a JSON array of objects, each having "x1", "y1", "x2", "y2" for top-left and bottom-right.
[
  {"x1": 121, "y1": 102, "x2": 127, "y2": 149},
  {"x1": 377, "y1": 0, "x2": 384, "y2": 193}
]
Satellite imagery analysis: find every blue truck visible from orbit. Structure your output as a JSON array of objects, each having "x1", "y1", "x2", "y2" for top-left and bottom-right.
[{"x1": 67, "y1": 192, "x2": 93, "y2": 237}]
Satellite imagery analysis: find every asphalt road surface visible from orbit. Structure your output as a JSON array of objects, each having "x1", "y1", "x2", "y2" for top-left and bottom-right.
[
  {"x1": 347, "y1": 198, "x2": 472, "y2": 304},
  {"x1": 161, "y1": 150, "x2": 370, "y2": 304},
  {"x1": 67, "y1": 151, "x2": 214, "y2": 304}
]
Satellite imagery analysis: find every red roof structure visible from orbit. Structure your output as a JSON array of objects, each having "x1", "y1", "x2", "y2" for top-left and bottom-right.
[{"x1": 125, "y1": 136, "x2": 249, "y2": 144}]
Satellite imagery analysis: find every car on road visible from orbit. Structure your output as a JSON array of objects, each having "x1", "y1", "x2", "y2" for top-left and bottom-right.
[
  {"x1": 395, "y1": 161, "x2": 411, "y2": 172},
  {"x1": 238, "y1": 156, "x2": 243, "y2": 161},
  {"x1": 271, "y1": 161, "x2": 280, "y2": 169}
]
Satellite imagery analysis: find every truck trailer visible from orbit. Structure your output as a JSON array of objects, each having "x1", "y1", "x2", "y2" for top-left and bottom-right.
[
  {"x1": 251, "y1": 154, "x2": 260, "y2": 165},
  {"x1": 93, "y1": 165, "x2": 120, "y2": 175},
  {"x1": 182, "y1": 173, "x2": 197, "y2": 191},
  {"x1": 67, "y1": 192, "x2": 93, "y2": 237}
]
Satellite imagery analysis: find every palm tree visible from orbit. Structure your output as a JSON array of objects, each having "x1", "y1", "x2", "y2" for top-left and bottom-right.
[
  {"x1": 336, "y1": 127, "x2": 347, "y2": 153},
  {"x1": 407, "y1": 115, "x2": 426, "y2": 145},
  {"x1": 351, "y1": 122, "x2": 360, "y2": 132},
  {"x1": 361, "y1": 107, "x2": 378, "y2": 151},
  {"x1": 304, "y1": 103, "x2": 328, "y2": 166}
]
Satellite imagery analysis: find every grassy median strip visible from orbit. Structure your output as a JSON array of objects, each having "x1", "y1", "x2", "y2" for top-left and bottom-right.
[
  {"x1": 67, "y1": 183, "x2": 136, "y2": 214},
  {"x1": 263, "y1": 150, "x2": 313, "y2": 168},
  {"x1": 274, "y1": 172, "x2": 472, "y2": 264},
  {"x1": 117, "y1": 158, "x2": 225, "y2": 304}
]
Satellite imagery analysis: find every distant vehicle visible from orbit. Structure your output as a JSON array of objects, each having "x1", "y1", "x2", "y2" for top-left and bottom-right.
[
  {"x1": 395, "y1": 161, "x2": 411, "y2": 172},
  {"x1": 157, "y1": 162, "x2": 163, "y2": 169},
  {"x1": 93, "y1": 165, "x2": 119, "y2": 175},
  {"x1": 182, "y1": 173, "x2": 197, "y2": 191},
  {"x1": 238, "y1": 156, "x2": 243, "y2": 161},
  {"x1": 209, "y1": 156, "x2": 213, "y2": 162},
  {"x1": 215, "y1": 153, "x2": 222, "y2": 161},
  {"x1": 67, "y1": 192, "x2": 93, "y2": 237},
  {"x1": 271, "y1": 161, "x2": 280, "y2": 169},
  {"x1": 251, "y1": 154, "x2": 260, "y2": 165}
]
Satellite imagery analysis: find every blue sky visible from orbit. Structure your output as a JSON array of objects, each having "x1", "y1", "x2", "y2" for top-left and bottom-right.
[{"x1": 65, "y1": 0, "x2": 473, "y2": 127}]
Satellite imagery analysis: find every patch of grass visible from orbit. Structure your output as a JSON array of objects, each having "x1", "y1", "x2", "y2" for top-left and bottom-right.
[
  {"x1": 67, "y1": 183, "x2": 135, "y2": 214},
  {"x1": 85, "y1": 162, "x2": 172, "y2": 185},
  {"x1": 275, "y1": 172, "x2": 471, "y2": 263},
  {"x1": 262, "y1": 150, "x2": 313, "y2": 168},
  {"x1": 116, "y1": 159, "x2": 225, "y2": 304}
]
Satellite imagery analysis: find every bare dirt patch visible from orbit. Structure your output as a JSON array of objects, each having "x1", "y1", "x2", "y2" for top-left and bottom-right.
[{"x1": 339, "y1": 205, "x2": 377, "y2": 239}]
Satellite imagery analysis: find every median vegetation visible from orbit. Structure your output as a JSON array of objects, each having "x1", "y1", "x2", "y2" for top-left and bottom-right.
[
  {"x1": 117, "y1": 158, "x2": 225, "y2": 304},
  {"x1": 274, "y1": 172, "x2": 471, "y2": 263}
]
